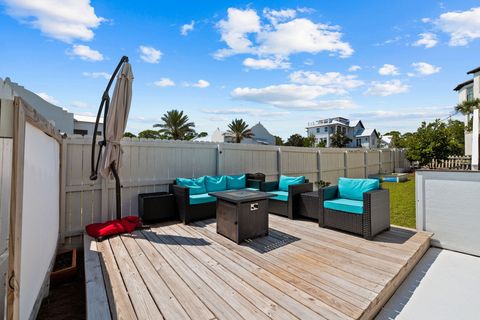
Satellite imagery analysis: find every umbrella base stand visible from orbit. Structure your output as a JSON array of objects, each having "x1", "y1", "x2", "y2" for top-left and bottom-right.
[{"x1": 110, "y1": 163, "x2": 122, "y2": 220}]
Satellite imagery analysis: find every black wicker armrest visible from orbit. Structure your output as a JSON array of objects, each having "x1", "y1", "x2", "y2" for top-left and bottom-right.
[
  {"x1": 318, "y1": 185, "x2": 338, "y2": 203},
  {"x1": 246, "y1": 179, "x2": 262, "y2": 189},
  {"x1": 288, "y1": 182, "x2": 313, "y2": 196},
  {"x1": 363, "y1": 189, "x2": 390, "y2": 239},
  {"x1": 260, "y1": 180, "x2": 279, "y2": 192}
]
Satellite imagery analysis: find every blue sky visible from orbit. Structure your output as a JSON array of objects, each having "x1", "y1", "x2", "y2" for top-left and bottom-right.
[{"x1": 1, "y1": 0, "x2": 480, "y2": 138}]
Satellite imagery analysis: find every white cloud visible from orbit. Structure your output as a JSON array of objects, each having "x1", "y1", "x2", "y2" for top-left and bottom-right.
[
  {"x1": 82, "y1": 71, "x2": 111, "y2": 79},
  {"x1": 289, "y1": 71, "x2": 364, "y2": 94},
  {"x1": 434, "y1": 7, "x2": 480, "y2": 46},
  {"x1": 154, "y1": 78, "x2": 175, "y2": 87},
  {"x1": 411, "y1": 62, "x2": 441, "y2": 75},
  {"x1": 36, "y1": 92, "x2": 59, "y2": 104},
  {"x1": 193, "y1": 80, "x2": 210, "y2": 88},
  {"x1": 4, "y1": 0, "x2": 105, "y2": 42},
  {"x1": 351, "y1": 106, "x2": 453, "y2": 120},
  {"x1": 243, "y1": 57, "x2": 290, "y2": 70},
  {"x1": 231, "y1": 84, "x2": 356, "y2": 110},
  {"x1": 139, "y1": 45, "x2": 162, "y2": 63},
  {"x1": 413, "y1": 32, "x2": 438, "y2": 48},
  {"x1": 348, "y1": 65, "x2": 361, "y2": 72},
  {"x1": 364, "y1": 80, "x2": 409, "y2": 96},
  {"x1": 215, "y1": 8, "x2": 353, "y2": 60},
  {"x1": 69, "y1": 44, "x2": 103, "y2": 61},
  {"x1": 263, "y1": 8, "x2": 296, "y2": 24},
  {"x1": 201, "y1": 107, "x2": 289, "y2": 117},
  {"x1": 378, "y1": 64, "x2": 399, "y2": 76},
  {"x1": 181, "y1": 20, "x2": 195, "y2": 36},
  {"x1": 215, "y1": 8, "x2": 261, "y2": 58}
]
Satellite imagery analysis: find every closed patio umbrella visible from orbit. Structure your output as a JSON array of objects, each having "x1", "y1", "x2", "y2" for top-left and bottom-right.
[{"x1": 90, "y1": 56, "x2": 133, "y2": 220}]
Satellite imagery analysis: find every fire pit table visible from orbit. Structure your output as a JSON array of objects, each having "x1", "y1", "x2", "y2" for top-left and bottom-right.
[{"x1": 208, "y1": 190, "x2": 274, "y2": 244}]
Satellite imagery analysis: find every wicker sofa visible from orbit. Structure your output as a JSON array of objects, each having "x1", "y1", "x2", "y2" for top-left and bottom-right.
[
  {"x1": 318, "y1": 177, "x2": 390, "y2": 240},
  {"x1": 260, "y1": 175, "x2": 313, "y2": 219},
  {"x1": 169, "y1": 174, "x2": 264, "y2": 224}
]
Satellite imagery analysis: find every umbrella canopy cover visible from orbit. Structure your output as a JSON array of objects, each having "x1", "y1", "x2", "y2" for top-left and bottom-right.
[{"x1": 100, "y1": 62, "x2": 134, "y2": 178}]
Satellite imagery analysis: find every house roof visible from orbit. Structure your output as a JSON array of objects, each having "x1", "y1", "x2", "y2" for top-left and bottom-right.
[
  {"x1": 467, "y1": 66, "x2": 480, "y2": 74},
  {"x1": 74, "y1": 114, "x2": 103, "y2": 124},
  {"x1": 306, "y1": 120, "x2": 349, "y2": 128},
  {"x1": 356, "y1": 128, "x2": 378, "y2": 137},
  {"x1": 453, "y1": 79, "x2": 473, "y2": 91}
]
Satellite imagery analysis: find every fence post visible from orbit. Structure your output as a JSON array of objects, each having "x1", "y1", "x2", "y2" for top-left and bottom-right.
[
  {"x1": 277, "y1": 147, "x2": 282, "y2": 179},
  {"x1": 364, "y1": 150, "x2": 368, "y2": 178},
  {"x1": 59, "y1": 138, "x2": 67, "y2": 244},
  {"x1": 344, "y1": 151, "x2": 349, "y2": 177},
  {"x1": 216, "y1": 144, "x2": 222, "y2": 176},
  {"x1": 317, "y1": 150, "x2": 321, "y2": 184},
  {"x1": 379, "y1": 150, "x2": 383, "y2": 173}
]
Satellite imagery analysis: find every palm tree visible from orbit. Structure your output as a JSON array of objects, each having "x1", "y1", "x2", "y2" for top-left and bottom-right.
[
  {"x1": 455, "y1": 98, "x2": 480, "y2": 131},
  {"x1": 153, "y1": 109, "x2": 196, "y2": 140},
  {"x1": 226, "y1": 119, "x2": 254, "y2": 143}
]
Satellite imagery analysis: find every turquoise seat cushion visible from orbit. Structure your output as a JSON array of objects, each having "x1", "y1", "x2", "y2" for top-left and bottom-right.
[
  {"x1": 279, "y1": 175, "x2": 305, "y2": 192},
  {"x1": 226, "y1": 174, "x2": 246, "y2": 189},
  {"x1": 205, "y1": 176, "x2": 227, "y2": 192},
  {"x1": 176, "y1": 177, "x2": 206, "y2": 195},
  {"x1": 189, "y1": 193, "x2": 217, "y2": 205},
  {"x1": 269, "y1": 190, "x2": 289, "y2": 202},
  {"x1": 338, "y1": 177, "x2": 379, "y2": 201},
  {"x1": 244, "y1": 187, "x2": 259, "y2": 191},
  {"x1": 324, "y1": 198, "x2": 364, "y2": 214}
]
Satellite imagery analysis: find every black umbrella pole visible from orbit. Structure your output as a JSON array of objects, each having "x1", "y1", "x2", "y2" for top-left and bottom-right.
[{"x1": 110, "y1": 163, "x2": 122, "y2": 220}]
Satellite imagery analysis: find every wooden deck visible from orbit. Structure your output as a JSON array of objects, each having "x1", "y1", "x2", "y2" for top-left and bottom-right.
[{"x1": 85, "y1": 215, "x2": 432, "y2": 320}]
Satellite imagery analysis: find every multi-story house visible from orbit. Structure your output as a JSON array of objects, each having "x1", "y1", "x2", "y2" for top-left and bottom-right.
[
  {"x1": 0, "y1": 77, "x2": 103, "y2": 136},
  {"x1": 454, "y1": 66, "x2": 480, "y2": 169},
  {"x1": 306, "y1": 117, "x2": 379, "y2": 148}
]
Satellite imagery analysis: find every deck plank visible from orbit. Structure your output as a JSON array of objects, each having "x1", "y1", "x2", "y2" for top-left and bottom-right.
[
  {"x1": 96, "y1": 239, "x2": 137, "y2": 320},
  {"x1": 108, "y1": 236, "x2": 163, "y2": 319},
  {"x1": 86, "y1": 216, "x2": 431, "y2": 320},
  {"x1": 84, "y1": 234, "x2": 112, "y2": 320}
]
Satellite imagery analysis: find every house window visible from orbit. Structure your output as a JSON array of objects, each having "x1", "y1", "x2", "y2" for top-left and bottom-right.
[
  {"x1": 74, "y1": 129, "x2": 88, "y2": 136},
  {"x1": 356, "y1": 138, "x2": 361, "y2": 147},
  {"x1": 466, "y1": 86, "x2": 474, "y2": 101},
  {"x1": 324, "y1": 127, "x2": 328, "y2": 132},
  {"x1": 316, "y1": 128, "x2": 320, "y2": 133}
]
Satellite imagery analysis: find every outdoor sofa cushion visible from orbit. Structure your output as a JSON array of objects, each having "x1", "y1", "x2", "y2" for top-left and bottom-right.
[
  {"x1": 269, "y1": 190, "x2": 289, "y2": 202},
  {"x1": 324, "y1": 198, "x2": 364, "y2": 214},
  {"x1": 279, "y1": 175, "x2": 305, "y2": 192},
  {"x1": 176, "y1": 177, "x2": 207, "y2": 195},
  {"x1": 338, "y1": 177, "x2": 379, "y2": 201},
  {"x1": 205, "y1": 176, "x2": 227, "y2": 192},
  {"x1": 226, "y1": 174, "x2": 246, "y2": 189},
  {"x1": 189, "y1": 193, "x2": 217, "y2": 205}
]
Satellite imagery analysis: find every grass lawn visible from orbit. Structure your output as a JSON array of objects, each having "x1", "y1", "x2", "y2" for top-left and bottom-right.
[{"x1": 380, "y1": 173, "x2": 416, "y2": 229}]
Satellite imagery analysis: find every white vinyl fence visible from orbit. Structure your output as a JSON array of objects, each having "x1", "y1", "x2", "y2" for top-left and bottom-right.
[{"x1": 61, "y1": 135, "x2": 409, "y2": 243}]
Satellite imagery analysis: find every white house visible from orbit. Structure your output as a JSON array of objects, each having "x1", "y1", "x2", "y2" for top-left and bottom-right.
[
  {"x1": 454, "y1": 66, "x2": 480, "y2": 170},
  {"x1": 306, "y1": 117, "x2": 379, "y2": 148},
  {"x1": 0, "y1": 77, "x2": 103, "y2": 136},
  {"x1": 211, "y1": 122, "x2": 276, "y2": 145}
]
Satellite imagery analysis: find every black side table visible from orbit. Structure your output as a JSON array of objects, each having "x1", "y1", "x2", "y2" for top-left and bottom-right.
[
  {"x1": 138, "y1": 192, "x2": 178, "y2": 223},
  {"x1": 298, "y1": 191, "x2": 323, "y2": 225}
]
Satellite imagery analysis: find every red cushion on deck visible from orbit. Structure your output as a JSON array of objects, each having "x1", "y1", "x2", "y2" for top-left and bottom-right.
[{"x1": 85, "y1": 216, "x2": 140, "y2": 239}]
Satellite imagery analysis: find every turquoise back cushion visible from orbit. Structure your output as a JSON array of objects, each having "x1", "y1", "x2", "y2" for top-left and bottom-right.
[
  {"x1": 226, "y1": 174, "x2": 246, "y2": 189},
  {"x1": 176, "y1": 177, "x2": 206, "y2": 195},
  {"x1": 279, "y1": 175, "x2": 305, "y2": 192},
  {"x1": 338, "y1": 177, "x2": 379, "y2": 201},
  {"x1": 205, "y1": 176, "x2": 227, "y2": 192}
]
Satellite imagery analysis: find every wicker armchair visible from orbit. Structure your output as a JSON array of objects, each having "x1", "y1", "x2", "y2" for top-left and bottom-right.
[
  {"x1": 261, "y1": 179, "x2": 313, "y2": 219},
  {"x1": 318, "y1": 184, "x2": 390, "y2": 240}
]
